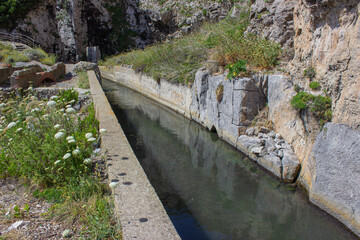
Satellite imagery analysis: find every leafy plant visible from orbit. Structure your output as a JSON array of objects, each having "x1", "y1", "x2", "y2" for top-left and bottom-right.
[
  {"x1": 309, "y1": 81, "x2": 320, "y2": 90},
  {"x1": 225, "y1": 59, "x2": 247, "y2": 79},
  {"x1": 102, "y1": 5, "x2": 282, "y2": 84},
  {"x1": 291, "y1": 91, "x2": 332, "y2": 127}
]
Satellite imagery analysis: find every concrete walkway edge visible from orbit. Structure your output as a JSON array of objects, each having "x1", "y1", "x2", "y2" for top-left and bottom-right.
[{"x1": 88, "y1": 71, "x2": 181, "y2": 240}]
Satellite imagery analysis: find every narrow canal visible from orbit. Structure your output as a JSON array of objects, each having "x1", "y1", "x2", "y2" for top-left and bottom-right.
[{"x1": 103, "y1": 79, "x2": 354, "y2": 240}]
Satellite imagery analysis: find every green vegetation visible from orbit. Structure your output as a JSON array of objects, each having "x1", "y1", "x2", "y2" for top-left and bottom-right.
[
  {"x1": 102, "y1": 7, "x2": 282, "y2": 84},
  {"x1": 77, "y1": 71, "x2": 90, "y2": 89},
  {"x1": 304, "y1": 66, "x2": 316, "y2": 79},
  {"x1": 0, "y1": 0, "x2": 41, "y2": 28},
  {"x1": 309, "y1": 81, "x2": 320, "y2": 90},
  {"x1": 291, "y1": 91, "x2": 332, "y2": 126},
  {"x1": 0, "y1": 43, "x2": 57, "y2": 66},
  {"x1": 0, "y1": 89, "x2": 120, "y2": 239},
  {"x1": 225, "y1": 59, "x2": 247, "y2": 79}
]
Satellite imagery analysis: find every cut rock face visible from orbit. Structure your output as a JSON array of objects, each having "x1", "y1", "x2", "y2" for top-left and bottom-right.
[{"x1": 308, "y1": 123, "x2": 360, "y2": 236}]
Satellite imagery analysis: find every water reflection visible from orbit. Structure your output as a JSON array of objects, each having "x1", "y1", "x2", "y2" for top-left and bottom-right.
[{"x1": 104, "y1": 80, "x2": 353, "y2": 240}]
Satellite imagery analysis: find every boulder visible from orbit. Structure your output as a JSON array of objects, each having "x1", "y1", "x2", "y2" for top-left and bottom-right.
[
  {"x1": 281, "y1": 149, "x2": 300, "y2": 182},
  {"x1": 308, "y1": 123, "x2": 360, "y2": 236},
  {"x1": 258, "y1": 155, "x2": 282, "y2": 178}
]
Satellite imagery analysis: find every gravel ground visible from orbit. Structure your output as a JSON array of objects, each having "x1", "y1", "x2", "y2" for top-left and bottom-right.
[{"x1": 0, "y1": 179, "x2": 82, "y2": 239}]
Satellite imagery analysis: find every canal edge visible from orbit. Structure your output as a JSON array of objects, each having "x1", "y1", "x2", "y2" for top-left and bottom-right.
[{"x1": 88, "y1": 71, "x2": 181, "y2": 240}]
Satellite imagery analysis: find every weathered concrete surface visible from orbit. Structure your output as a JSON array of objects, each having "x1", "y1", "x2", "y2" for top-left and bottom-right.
[
  {"x1": 307, "y1": 123, "x2": 360, "y2": 236},
  {"x1": 101, "y1": 66, "x2": 193, "y2": 118},
  {"x1": 88, "y1": 71, "x2": 180, "y2": 240}
]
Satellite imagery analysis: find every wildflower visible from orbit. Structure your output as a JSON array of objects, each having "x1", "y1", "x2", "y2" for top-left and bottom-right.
[
  {"x1": 69, "y1": 100, "x2": 76, "y2": 104},
  {"x1": 43, "y1": 114, "x2": 49, "y2": 118},
  {"x1": 65, "y1": 105, "x2": 72, "y2": 108},
  {"x1": 54, "y1": 160, "x2": 61, "y2": 165},
  {"x1": 68, "y1": 139, "x2": 76, "y2": 143},
  {"x1": 59, "y1": 129, "x2": 66, "y2": 132},
  {"x1": 28, "y1": 86, "x2": 34, "y2": 91},
  {"x1": 17, "y1": 114, "x2": 21, "y2": 117},
  {"x1": 63, "y1": 153, "x2": 71, "y2": 159},
  {"x1": 84, "y1": 158, "x2": 92, "y2": 164},
  {"x1": 31, "y1": 108, "x2": 40, "y2": 112},
  {"x1": 87, "y1": 137, "x2": 96, "y2": 142},
  {"x1": 99, "y1": 128, "x2": 107, "y2": 134},
  {"x1": 47, "y1": 101, "x2": 56, "y2": 107},
  {"x1": 109, "y1": 182, "x2": 119, "y2": 189},
  {"x1": 63, "y1": 113, "x2": 67, "y2": 116},
  {"x1": 7, "y1": 122, "x2": 16, "y2": 129},
  {"x1": 93, "y1": 148, "x2": 101, "y2": 154},
  {"x1": 39, "y1": 103, "x2": 44, "y2": 107},
  {"x1": 54, "y1": 131, "x2": 65, "y2": 139},
  {"x1": 66, "y1": 136, "x2": 74, "y2": 141},
  {"x1": 0, "y1": 103, "x2": 6, "y2": 108},
  {"x1": 85, "y1": 133, "x2": 93, "y2": 139},
  {"x1": 16, "y1": 128, "x2": 23, "y2": 133},
  {"x1": 66, "y1": 108, "x2": 76, "y2": 113},
  {"x1": 50, "y1": 96, "x2": 58, "y2": 100},
  {"x1": 56, "y1": 108, "x2": 65, "y2": 113},
  {"x1": 72, "y1": 149, "x2": 80, "y2": 155},
  {"x1": 54, "y1": 124, "x2": 61, "y2": 129}
]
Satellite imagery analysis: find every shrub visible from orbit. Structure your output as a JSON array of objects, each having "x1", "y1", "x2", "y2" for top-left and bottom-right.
[
  {"x1": 291, "y1": 91, "x2": 332, "y2": 127},
  {"x1": 309, "y1": 81, "x2": 320, "y2": 90},
  {"x1": 102, "y1": 6, "x2": 282, "y2": 84},
  {"x1": 23, "y1": 48, "x2": 48, "y2": 61},
  {"x1": 225, "y1": 59, "x2": 247, "y2": 79},
  {"x1": 4, "y1": 52, "x2": 30, "y2": 63},
  {"x1": 40, "y1": 54, "x2": 57, "y2": 66}
]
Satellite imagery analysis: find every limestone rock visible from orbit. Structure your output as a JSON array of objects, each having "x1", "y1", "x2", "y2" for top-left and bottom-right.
[
  {"x1": 281, "y1": 149, "x2": 300, "y2": 182},
  {"x1": 308, "y1": 123, "x2": 360, "y2": 236},
  {"x1": 291, "y1": 0, "x2": 360, "y2": 130},
  {"x1": 258, "y1": 155, "x2": 282, "y2": 178}
]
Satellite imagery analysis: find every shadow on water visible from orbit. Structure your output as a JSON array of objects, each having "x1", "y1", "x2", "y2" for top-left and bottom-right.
[{"x1": 103, "y1": 79, "x2": 354, "y2": 240}]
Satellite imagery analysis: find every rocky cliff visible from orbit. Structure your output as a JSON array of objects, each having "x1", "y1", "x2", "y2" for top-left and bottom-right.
[{"x1": 6, "y1": 0, "x2": 152, "y2": 62}]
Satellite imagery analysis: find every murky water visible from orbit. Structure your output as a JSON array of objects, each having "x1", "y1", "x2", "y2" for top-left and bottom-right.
[{"x1": 103, "y1": 79, "x2": 354, "y2": 240}]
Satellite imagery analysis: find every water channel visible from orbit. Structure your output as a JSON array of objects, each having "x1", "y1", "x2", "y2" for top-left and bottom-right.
[{"x1": 103, "y1": 79, "x2": 354, "y2": 240}]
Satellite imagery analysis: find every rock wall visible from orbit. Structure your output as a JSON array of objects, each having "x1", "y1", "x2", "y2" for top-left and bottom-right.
[
  {"x1": 9, "y1": 0, "x2": 152, "y2": 62},
  {"x1": 100, "y1": 66, "x2": 301, "y2": 183},
  {"x1": 291, "y1": 0, "x2": 360, "y2": 131},
  {"x1": 307, "y1": 123, "x2": 360, "y2": 236},
  {"x1": 101, "y1": 66, "x2": 360, "y2": 236}
]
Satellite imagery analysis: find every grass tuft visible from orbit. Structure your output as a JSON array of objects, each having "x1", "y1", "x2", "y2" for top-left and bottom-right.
[{"x1": 101, "y1": 7, "x2": 282, "y2": 84}]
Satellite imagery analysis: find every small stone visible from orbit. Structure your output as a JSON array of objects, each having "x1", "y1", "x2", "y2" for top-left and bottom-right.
[
  {"x1": 259, "y1": 127, "x2": 271, "y2": 134},
  {"x1": 251, "y1": 146, "x2": 264, "y2": 155},
  {"x1": 275, "y1": 133, "x2": 283, "y2": 139},
  {"x1": 268, "y1": 131, "x2": 276, "y2": 138},
  {"x1": 62, "y1": 229, "x2": 71, "y2": 238},
  {"x1": 258, "y1": 133, "x2": 264, "y2": 138},
  {"x1": 245, "y1": 127, "x2": 255, "y2": 136},
  {"x1": 7, "y1": 184, "x2": 15, "y2": 191},
  {"x1": 7, "y1": 221, "x2": 30, "y2": 232}
]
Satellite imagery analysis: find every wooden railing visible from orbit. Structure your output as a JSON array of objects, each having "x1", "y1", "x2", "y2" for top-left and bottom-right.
[{"x1": 0, "y1": 32, "x2": 35, "y2": 48}]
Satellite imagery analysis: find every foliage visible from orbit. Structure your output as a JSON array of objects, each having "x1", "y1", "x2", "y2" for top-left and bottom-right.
[
  {"x1": 309, "y1": 81, "x2": 320, "y2": 90},
  {"x1": 291, "y1": 91, "x2": 332, "y2": 126},
  {"x1": 0, "y1": 43, "x2": 57, "y2": 65},
  {"x1": 304, "y1": 66, "x2": 316, "y2": 79},
  {"x1": 0, "y1": 89, "x2": 120, "y2": 238},
  {"x1": 0, "y1": 0, "x2": 41, "y2": 28},
  {"x1": 293, "y1": 84, "x2": 302, "y2": 93},
  {"x1": 101, "y1": 6, "x2": 282, "y2": 84},
  {"x1": 40, "y1": 54, "x2": 57, "y2": 66},
  {"x1": 225, "y1": 59, "x2": 247, "y2": 79}
]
